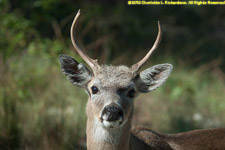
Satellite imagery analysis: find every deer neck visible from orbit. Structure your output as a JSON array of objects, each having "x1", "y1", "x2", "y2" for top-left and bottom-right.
[{"x1": 86, "y1": 101, "x2": 133, "y2": 150}]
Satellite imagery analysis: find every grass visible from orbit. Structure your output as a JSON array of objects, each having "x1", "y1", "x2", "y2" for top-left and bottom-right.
[{"x1": 0, "y1": 52, "x2": 87, "y2": 150}]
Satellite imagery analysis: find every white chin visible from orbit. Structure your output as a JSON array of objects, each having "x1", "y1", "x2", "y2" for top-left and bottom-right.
[{"x1": 102, "y1": 120, "x2": 121, "y2": 128}]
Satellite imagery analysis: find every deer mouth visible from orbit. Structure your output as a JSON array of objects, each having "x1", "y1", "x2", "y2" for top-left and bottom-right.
[{"x1": 100, "y1": 116, "x2": 123, "y2": 128}]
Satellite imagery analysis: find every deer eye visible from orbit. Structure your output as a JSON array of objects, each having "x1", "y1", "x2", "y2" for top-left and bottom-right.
[
  {"x1": 127, "y1": 89, "x2": 136, "y2": 98},
  {"x1": 91, "y1": 86, "x2": 99, "y2": 94}
]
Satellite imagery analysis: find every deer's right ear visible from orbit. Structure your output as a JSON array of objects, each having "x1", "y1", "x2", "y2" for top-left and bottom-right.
[{"x1": 58, "y1": 54, "x2": 92, "y2": 87}]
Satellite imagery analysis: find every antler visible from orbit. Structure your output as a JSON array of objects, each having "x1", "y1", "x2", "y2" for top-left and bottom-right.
[
  {"x1": 131, "y1": 21, "x2": 162, "y2": 74},
  {"x1": 71, "y1": 10, "x2": 100, "y2": 74}
]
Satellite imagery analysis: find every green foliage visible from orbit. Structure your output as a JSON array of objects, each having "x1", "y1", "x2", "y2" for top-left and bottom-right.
[{"x1": 0, "y1": 11, "x2": 35, "y2": 61}]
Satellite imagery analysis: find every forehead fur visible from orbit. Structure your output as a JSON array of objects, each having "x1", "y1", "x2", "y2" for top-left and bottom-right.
[{"x1": 95, "y1": 65, "x2": 133, "y2": 88}]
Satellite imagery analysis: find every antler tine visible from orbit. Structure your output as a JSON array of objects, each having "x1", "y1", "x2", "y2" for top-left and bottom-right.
[
  {"x1": 131, "y1": 21, "x2": 162, "y2": 74},
  {"x1": 71, "y1": 10, "x2": 100, "y2": 72}
]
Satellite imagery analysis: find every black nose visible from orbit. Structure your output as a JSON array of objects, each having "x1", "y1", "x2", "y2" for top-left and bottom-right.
[{"x1": 102, "y1": 104, "x2": 123, "y2": 122}]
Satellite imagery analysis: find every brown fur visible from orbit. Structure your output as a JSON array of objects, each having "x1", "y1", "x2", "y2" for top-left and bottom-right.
[{"x1": 129, "y1": 127, "x2": 225, "y2": 150}]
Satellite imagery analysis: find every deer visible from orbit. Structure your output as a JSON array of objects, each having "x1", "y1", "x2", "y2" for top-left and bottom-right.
[{"x1": 59, "y1": 10, "x2": 225, "y2": 150}]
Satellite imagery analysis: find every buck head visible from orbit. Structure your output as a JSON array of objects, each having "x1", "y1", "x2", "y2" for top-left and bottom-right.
[{"x1": 59, "y1": 10, "x2": 173, "y2": 129}]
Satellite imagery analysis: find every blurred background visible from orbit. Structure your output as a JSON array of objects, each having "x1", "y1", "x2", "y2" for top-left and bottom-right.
[{"x1": 1, "y1": 0, "x2": 225, "y2": 149}]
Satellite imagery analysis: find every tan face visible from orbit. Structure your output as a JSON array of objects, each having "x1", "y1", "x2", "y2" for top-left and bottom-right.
[
  {"x1": 87, "y1": 66, "x2": 136, "y2": 128},
  {"x1": 59, "y1": 54, "x2": 173, "y2": 129}
]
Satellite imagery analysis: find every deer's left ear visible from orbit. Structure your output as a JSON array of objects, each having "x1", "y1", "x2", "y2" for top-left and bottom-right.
[{"x1": 134, "y1": 64, "x2": 173, "y2": 93}]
